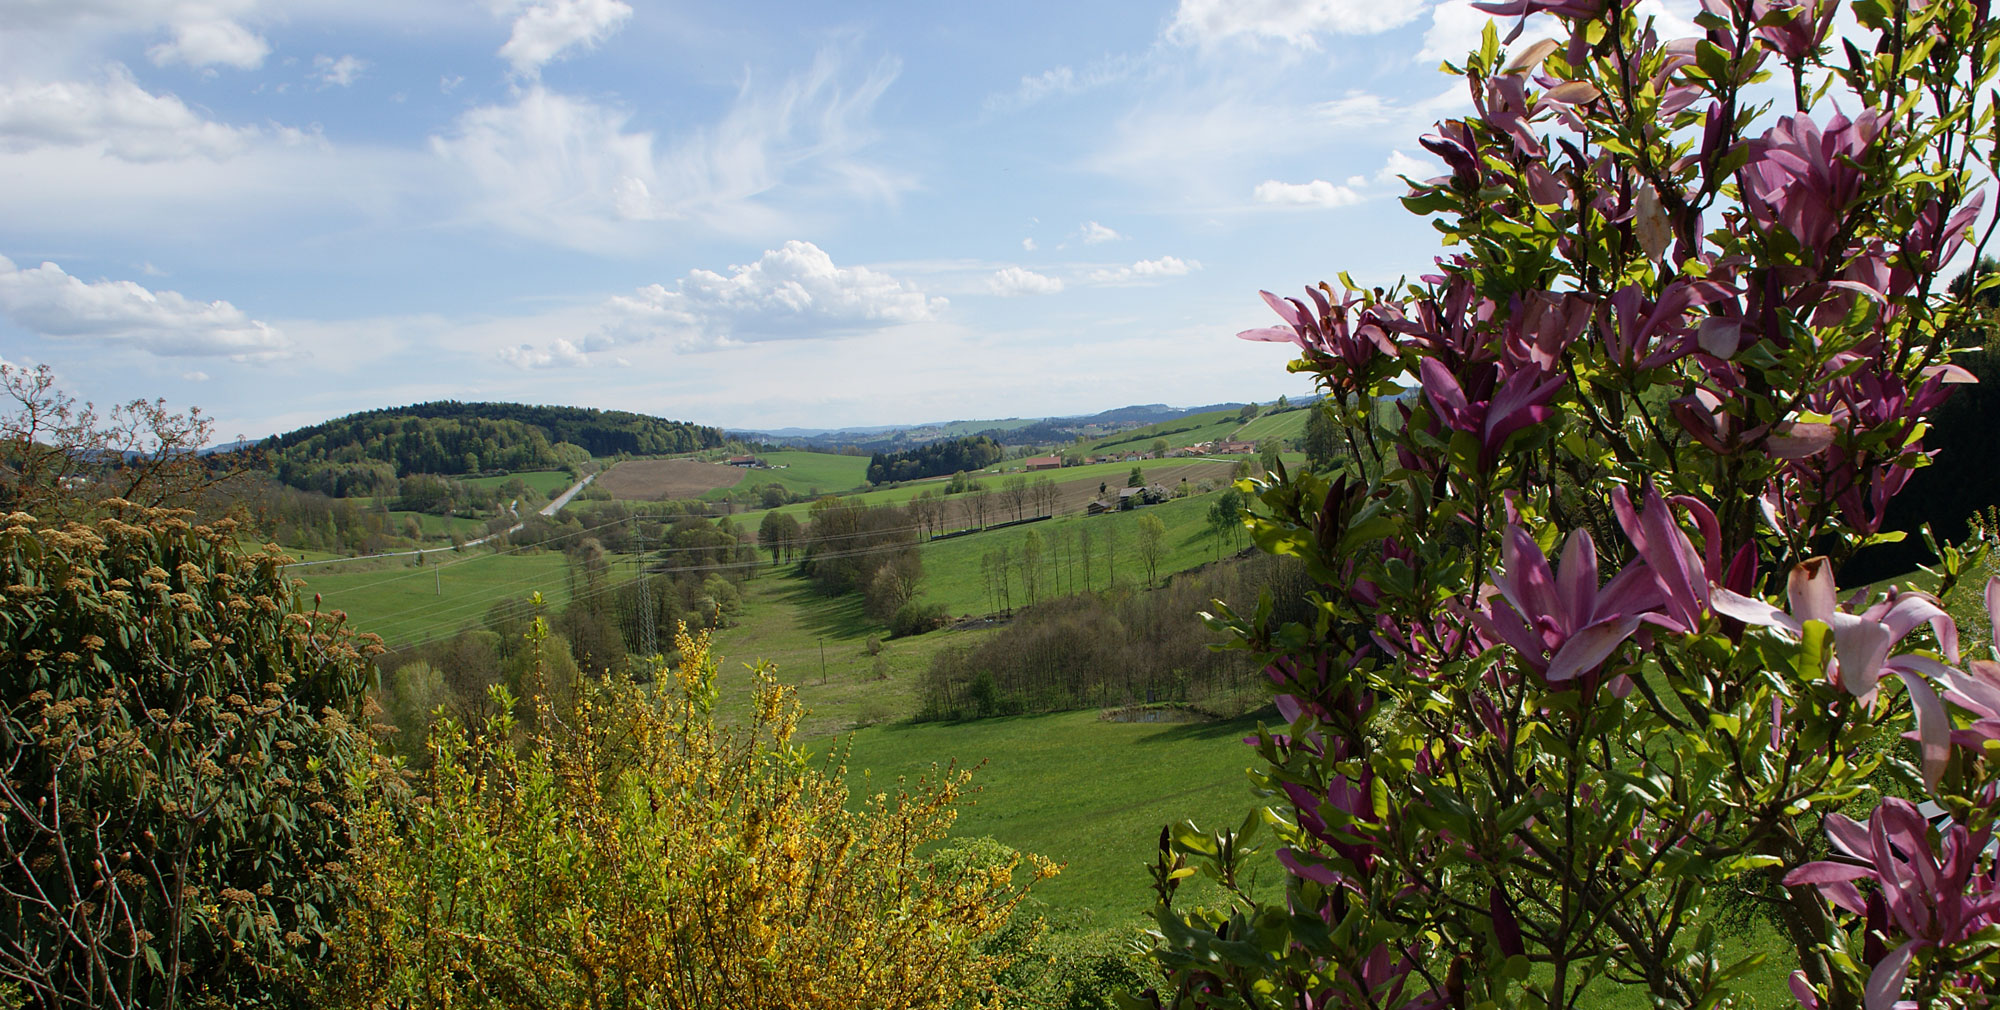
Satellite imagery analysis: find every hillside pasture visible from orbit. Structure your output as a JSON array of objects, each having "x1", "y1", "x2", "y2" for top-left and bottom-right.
[
  {"x1": 459, "y1": 469, "x2": 575, "y2": 496},
  {"x1": 1230, "y1": 407, "x2": 1310, "y2": 444},
  {"x1": 293, "y1": 548, "x2": 579, "y2": 648},
  {"x1": 727, "y1": 450, "x2": 870, "y2": 497},
  {"x1": 597, "y1": 458, "x2": 746, "y2": 500}
]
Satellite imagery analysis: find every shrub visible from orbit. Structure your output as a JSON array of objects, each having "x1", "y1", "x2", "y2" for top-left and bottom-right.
[
  {"x1": 890, "y1": 600, "x2": 949, "y2": 638},
  {"x1": 0, "y1": 506, "x2": 380, "y2": 1008},
  {"x1": 321, "y1": 622, "x2": 1053, "y2": 1008}
]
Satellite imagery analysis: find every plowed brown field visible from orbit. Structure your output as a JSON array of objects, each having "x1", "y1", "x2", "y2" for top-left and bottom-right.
[{"x1": 595, "y1": 459, "x2": 747, "y2": 500}]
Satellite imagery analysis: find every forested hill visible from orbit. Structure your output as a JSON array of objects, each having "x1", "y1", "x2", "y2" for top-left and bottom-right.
[{"x1": 263, "y1": 402, "x2": 724, "y2": 485}]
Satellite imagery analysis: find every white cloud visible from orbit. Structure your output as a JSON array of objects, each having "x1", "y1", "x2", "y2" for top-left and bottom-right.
[
  {"x1": 0, "y1": 67, "x2": 261, "y2": 162},
  {"x1": 0, "y1": 255, "x2": 290, "y2": 359},
  {"x1": 1079, "y1": 221, "x2": 1124, "y2": 244},
  {"x1": 440, "y1": 74, "x2": 465, "y2": 93},
  {"x1": 500, "y1": 337, "x2": 587, "y2": 369},
  {"x1": 601, "y1": 240, "x2": 944, "y2": 348},
  {"x1": 1021, "y1": 237, "x2": 1037, "y2": 252},
  {"x1": 182, "y1": 370, "x2": 209, "y2": 380},
  {"x1": 1379, "y1": 148, "x2": 1441, "y2": 182},
  {"x1": 1254, "y1": 178, "x2": 1363, "y2": 207},
  {"x1": 147, "y1": 18, "x2": 270, "y2": 70},
  {"x1": 1088, "y1": 256, "x2": 1199, "y2": 284},
  {"x1": 988, "y1": 54, "x2": 1138, "y2": 111},
  {"x1": 1419, "y1": 0, "x2": 1695, "y2": 64},
  {"x1": 431, "y1": 51, "x2": 902, "y2": 249},
  {"x1": 987, "y1": 267, "x2": 1063, "y2": 297},
  {"x1": 497, "y1": 0, "x2": 633, "y2": 77},
  {"x1": 1169, "y1": 0, "x2": 1428, "y2": 48},
  {"x1": 312, "y1": 53, "x2": 367, "y2": 87}
]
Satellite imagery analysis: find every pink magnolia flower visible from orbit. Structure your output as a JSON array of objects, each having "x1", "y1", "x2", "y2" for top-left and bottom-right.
[
  {"x1": 1784, "y1": 798, "x2": 2000, "y2": 1010},
  {"x1": 1419, "y1": 358, "x2": 1564, "y2": 466},
  {"x1": 1710, "y1": 559, "x2": 1957, "y2": 786},
  {"x1": 1930, "y1": 577, "x2": 2000, "y2": 748},
  {"x1": 1471, "y1": 525, "x2": 1666, "y2": 684}
]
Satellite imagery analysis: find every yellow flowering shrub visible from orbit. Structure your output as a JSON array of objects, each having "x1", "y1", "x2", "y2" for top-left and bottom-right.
[{"x1": 324, "y1": 621, "x2": 1054, "y2": 1009}]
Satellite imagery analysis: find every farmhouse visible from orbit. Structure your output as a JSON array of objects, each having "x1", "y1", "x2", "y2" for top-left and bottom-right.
[
  {"x1": 726, "y1": 455, "x2": 760, "y2": 467},
  {"x1": 1022, "y1": 454, "x2": 1063, "y2": 471},
  {"x1": 1211, "y1": 440, "x2": 1257, "y2": 454}
]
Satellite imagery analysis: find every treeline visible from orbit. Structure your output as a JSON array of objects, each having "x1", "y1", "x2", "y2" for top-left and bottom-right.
[
  {"x1": 263, "y1": 401, "x2": 724, "y2": 490},
  {"x1": 867, "y1": 435, "x2": 1004, "y2": 484},
  {"x1": 915, "y1": 553, "x2": 1313, "y2": 720}
]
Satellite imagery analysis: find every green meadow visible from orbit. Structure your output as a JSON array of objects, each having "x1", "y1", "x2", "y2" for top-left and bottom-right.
[
  {"x1": 293, "y1": 548, "x2": 578, "y2": 648},
  {"x1": 1230, "y1": 407, "x2": 1311, "y2": 443}
]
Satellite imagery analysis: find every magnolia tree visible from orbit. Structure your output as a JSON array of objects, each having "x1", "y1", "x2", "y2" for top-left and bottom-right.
[{"x1": 1139, "y1": 1, "x2": 2000, "y2": 1008}]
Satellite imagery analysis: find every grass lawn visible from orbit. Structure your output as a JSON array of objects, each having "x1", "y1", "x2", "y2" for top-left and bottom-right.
[
  {"x1": 291, "y1": 548, "x2": 579, "y2": 647},
  {"x1": 386, "y1": 510, "x2": 489, "y2": 542},
  {"x1": 1081, "y1": 409, "x2": 1242, "y2": 454},
  {"x1": 459, "y1": 469, "x2": 575, "y2": 497},
  {"x1": 838, "y1": 710, "x2": 1271, "y2": 919}
]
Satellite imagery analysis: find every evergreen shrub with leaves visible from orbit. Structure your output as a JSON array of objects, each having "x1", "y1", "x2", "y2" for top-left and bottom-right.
[{"x1": 1, "y1": 505, "x2": 380, "y2": 1009}]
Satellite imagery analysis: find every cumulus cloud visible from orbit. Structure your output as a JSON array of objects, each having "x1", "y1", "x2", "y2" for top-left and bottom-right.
[
  {"x1": 987, "y1": 267, "x2": 1063, "y2": 297},
  {"x1": 1088, "y1": 256, "x2": 1198, "y2": 284},
  {"x1": 1419, "y1": 0, "x2": 1695, "y2": 63},
  {"x1": 431, "y1": 50, "x2": 902, "y2": 250},
  {"x1": 500, "y1": 337, "x2": 587, "y2": 369},
  {"x1": 1379, "y1": 148, "x2": 1441, "y2": 183},
  {"x1": 0, "y1": 67, "x2": 261, "y2": 161},
  {"x1": 1254, "y1": 178, "x2": 1363, "y2": 207},
  {"x1": 498, "y1": 0, "x2": 633, "y2": 77},
  {"x1": 600, "y1": 240, "x2": 944, "y2": 348},
  {"x1": 0, "y1": 255, "x2": 289, "y2": 359},
  {"x1": 1169, "y1": 0, "x2": 1428, "y2": 48},
  {"x1": 182, "y1": 370, "x2": 210, "y2": 380},
  {"x1": 1079, "y1": 221, "x2": 1123, "y2": 245},
  {"x1": 147, "y1": 18, "x2": 270, "y2": 70},
  {"x1": 312, "y1": 54, "x2": 367, "y2": 87},
  {"x1": 1021, "y1": 237, "x2": 1037, "y2": 252}
]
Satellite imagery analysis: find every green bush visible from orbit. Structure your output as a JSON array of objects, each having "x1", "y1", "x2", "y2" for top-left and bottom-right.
[
  {"x1": 0, "y1": 506, "x2": 379, "y2": 1008},
  {"x1": 889, "y1": 600, "x2": 948, "y2": 638}
]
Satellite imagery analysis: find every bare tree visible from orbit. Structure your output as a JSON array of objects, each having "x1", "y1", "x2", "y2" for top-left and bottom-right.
[
  {"x1": 1, "y1": 363, "x2": 253, "y2": 520},
  {"x1": 1001, "y1": 476, "x2": 1029, "y2": 522}
]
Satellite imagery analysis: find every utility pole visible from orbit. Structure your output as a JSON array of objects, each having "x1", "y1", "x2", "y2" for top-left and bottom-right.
[
  {"x1": 637, "y1": 525, "x2": 658, "y2": 658},
  {"x1": 434, "y1": 556, "x2": 441, "y2": 596},
  {"x1": 820, "y1": 637, "x2": 827, "y2": 684}
]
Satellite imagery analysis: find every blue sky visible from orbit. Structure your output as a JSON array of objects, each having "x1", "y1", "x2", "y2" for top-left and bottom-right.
[{"x1": 0, "y1": 0, "x2": 1692, "y2": 440}]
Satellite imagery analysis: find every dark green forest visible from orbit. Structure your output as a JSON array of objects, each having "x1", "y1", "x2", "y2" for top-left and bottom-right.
[
  {"x1": 866, "y1": 435, "x2": 1005, "y2": 485},
  {"x1": 263, "y1": 401, "x2": 724, "y2": 493}
]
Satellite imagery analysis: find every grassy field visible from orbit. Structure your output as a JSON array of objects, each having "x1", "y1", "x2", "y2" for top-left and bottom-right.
[
  {"x1": 386, "y1": 510, "x2": 489, "y2": 541},
  {"x1": 730, "y1": 450, "x2": 871, "y2": 497},
  {"x1": 291, "y1": 548, "x2": 580, "y2": 647},
  {"x1": 459, "y1": 469, "x2": 575, "y2": 496},
  {"x1": 709, "y1": 574, "x2": 998, "y2": 737},
  {"x1": 838, "y1": 710, "x2": 1270, "y2": 917},
  {"x1": 914, "y1": 491, "x2": 1241, "y2": 616},
  {"x1": 1231, "y1": 407, "x2": 1310, "y2": 444},
  {"x1": 1082, "y1": 409, "x2": 1242, "y2": 454}
]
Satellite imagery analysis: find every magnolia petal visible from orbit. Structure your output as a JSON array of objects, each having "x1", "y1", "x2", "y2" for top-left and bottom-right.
[
  {"x1": 1768, "y1": 422, "x2": 1837, "y2": 459},
  {"x1": 1938, "y1": 661, "x2": 2000, "y2": 720},
  {"x1": 1544, "y1": 80, "x2": 1603, "y2": 105},
  {"x1": 1698, "y1": 317, "x2": 1744, "y2": 358},
  {"x1": 1238, "y1": 325, "x2": 1302, "y2": 343},
  {"x1": 1922, "y1": 362, "x2": 1978, "y2": 384},
  {"x1": 1824, "y1": 812, "x2": 1871, "y2": 859},
  {"x1": 1545, "y1": 615, "x2": 1645, "y2": 683},
  {"x1": 1864, "y1": 939, "x2": 1918, "y2": 1010},
  {"x1": 1500, "y1": 37, "x2": 1561, "y2": 74},
  {"x1": 1987, "y1": 576, "x2": 2000, "y2": 646},
  {"x1": 1829, "y1": 614, "x2": 1893, "y2": 697},
  {"x1": 1891, "y1": 667, "x2": 1950, "y2": 790},
  {"x1": 1789, "y1": 970, "x2": 1822, "y2": 1010},
  {"x1": 1557, "y1": 527, "x2": 1598, "y2": 629},
  {"x1": 1709, "y1": 587, "x2": 1802, "y2": 633},
  {"x1": 1788, "y1": 558, "x2": 1837, "y2": 626}
]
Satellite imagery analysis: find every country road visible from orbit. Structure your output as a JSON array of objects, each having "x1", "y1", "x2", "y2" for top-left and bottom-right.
[{"x1": 279, "y1": 471, "x2": 597, "y2": 569}]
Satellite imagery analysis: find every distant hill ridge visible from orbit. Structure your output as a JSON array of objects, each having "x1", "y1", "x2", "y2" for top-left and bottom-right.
[
  {"x1": 731, "y1": 401, "x2": 1259, "y2": 452},
  {"x1": 263, "y1": 401, "x2": 724, "y2": 484}
]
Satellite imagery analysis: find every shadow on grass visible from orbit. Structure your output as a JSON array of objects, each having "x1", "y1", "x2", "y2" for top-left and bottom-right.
[
  {"x1": 1135, "y1": 714, "x2": 1266, "y2": 746},
  {"x1": 767, "y1": 574, "x2": 879, "y2": 641}
]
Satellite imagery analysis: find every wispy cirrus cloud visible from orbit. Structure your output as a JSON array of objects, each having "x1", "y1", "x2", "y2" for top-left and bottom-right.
[
  {"x1": 431, "y1": 49, "x2": 905, "y2": 250},
  {"x1": 1168, "y1": 0, "x2": 1429, "y2": 49}
]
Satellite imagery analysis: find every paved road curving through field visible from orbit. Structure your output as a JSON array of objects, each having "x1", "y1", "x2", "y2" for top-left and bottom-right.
[{"x1": 279, "y1": 471, "x2": 596, "y2": 568}]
